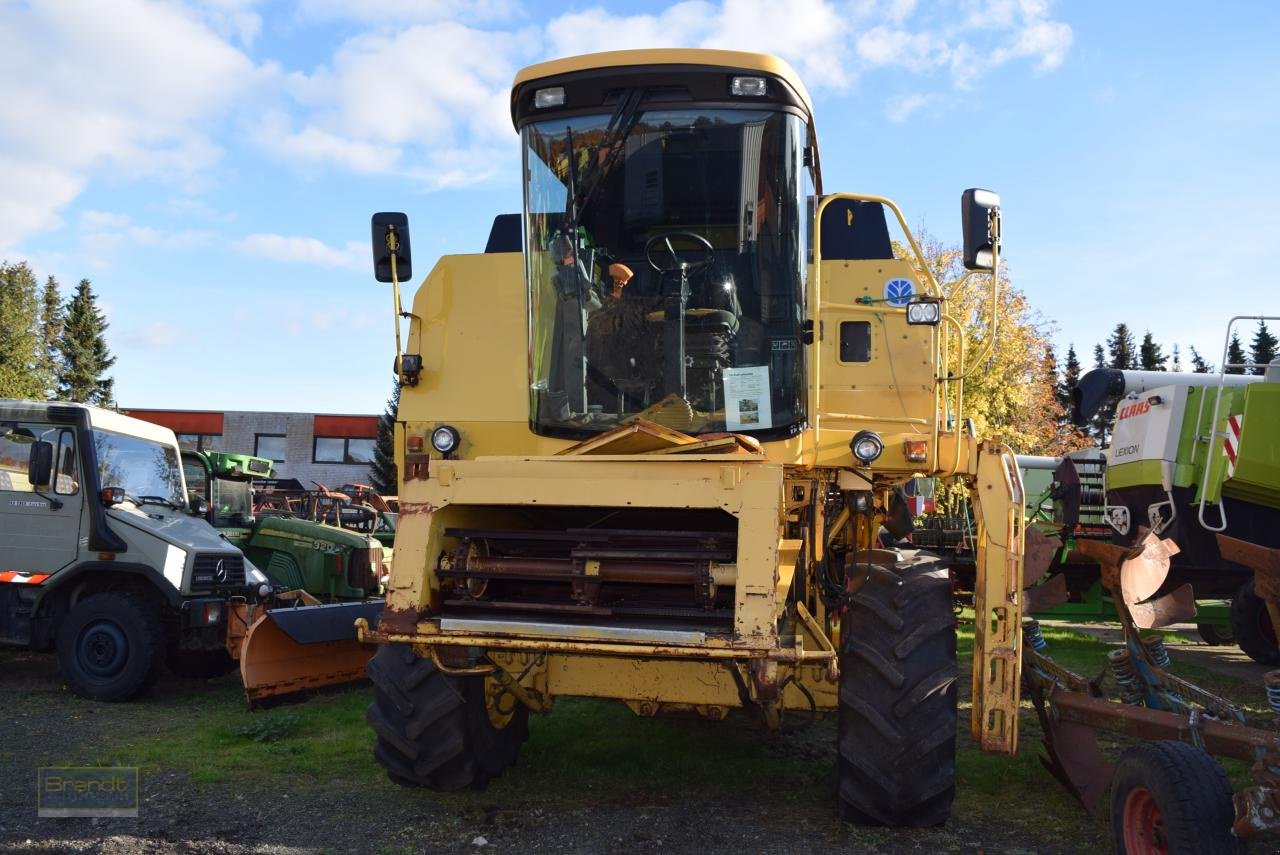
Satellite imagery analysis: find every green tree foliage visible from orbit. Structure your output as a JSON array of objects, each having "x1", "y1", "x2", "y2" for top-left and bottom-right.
[
  {"x1": 1170, "y1": 343, "x2": 1184, "y2": 372},
  {"x1": 38, "y1": 276, "x2": 64, "y2": 396},
  {"x1": 1138, "y1": 331, "x2": 1165, "y2": 370},
  {"x1": 1250, "y1": 320, "x2": 1277, "y2": 375},
  {"x1": 1106, "y1": 323, "x2": 1137, "y2": 369},
  {"x1": 1189, "y1": 346, "x2": 1213, "y2": 373},
  {"x1": 1092, "y1": 343, "x2": 1106, "y2": 370},
  {"x1": 0, "y1": 261, "x2": 44, "y2": 398},
  {"x1": 56, "y1": 278, "x2": 116, "y2": 405},
  {"x1": 369, "y1": 377, "x2": 400, "y2": 496},
  {"x1": 1225, "y1": 331, "x2": 1247, "y2": 375}
]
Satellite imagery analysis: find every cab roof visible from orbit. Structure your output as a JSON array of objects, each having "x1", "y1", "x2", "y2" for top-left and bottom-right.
[{"x1": 510, "y1": 48, "x2": 814, "y2": 127}]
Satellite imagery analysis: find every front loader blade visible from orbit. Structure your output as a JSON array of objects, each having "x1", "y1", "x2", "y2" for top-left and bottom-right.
[
  {"x1": 234, "y1": 601, "x2": 382, "y2": 704},
  {"x1": 1129, "y1": 583, "x2": 1196, "y2": 630}
]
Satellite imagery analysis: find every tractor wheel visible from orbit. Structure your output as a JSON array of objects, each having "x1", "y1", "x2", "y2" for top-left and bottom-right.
[
  {"x1": 1230, "y1": 579, "x2": 1279, "y2": 664},
  {"x1": 1109, "y1": 740, "x2": 1243, "y2": 855},
  {"x1": 56, "y1": 591, "x2": 166, "y2": 702},
  {"x1": 365, "y1": 643, "x2": 528, "y2": 790},
  {"x1": 167, "y1": 648, "x2": 237, "y2": 680},
  {"x1": 1196, "y1": 623, "x2": 1234, "y2": 646},
  {"x1": 837, "y1": 550, "x2": 957, "y2": 827}
]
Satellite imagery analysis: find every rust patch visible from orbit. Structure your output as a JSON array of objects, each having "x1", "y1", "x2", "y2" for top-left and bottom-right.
[
  {"x1": 399, "y1": 501, "x2": 434, "y2": 517},
  {"x1": 378, "y1": 604, "x2": 423, "y2": 635}
]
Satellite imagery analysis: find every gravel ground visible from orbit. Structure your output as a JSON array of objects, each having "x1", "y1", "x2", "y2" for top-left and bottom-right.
[{"x1": 0, "y1": 644, "x2": 1112, "y2": 855}]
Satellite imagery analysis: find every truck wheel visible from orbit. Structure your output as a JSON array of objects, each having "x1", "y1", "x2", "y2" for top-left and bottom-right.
[
  {"x1": 366, "y1": 643, "x2": 528, "y2": 790},
  {"x1": 167, "y1": 649, "x2": 236, "y2": 680},
  {"x1": 1230, "y1": 579, "x2": 1279, "y2": 664},
  {"x1": 1196, "y1": 623, "x2": 1234, "y2": 646},
  {"x1": 56, "y1": 591, "x2": 165, "y2": 702},
  {"x1": 1109, "y1": 740, "x2": 1243, "y2": 855},
  {"x1": 837, "y1": 550, "x2": 956, "y2": 827}
]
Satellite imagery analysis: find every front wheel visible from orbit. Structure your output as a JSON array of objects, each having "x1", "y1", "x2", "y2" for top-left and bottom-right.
[
  {"x1": 837, "y1": 549, "x2": 957, "y2": 827},
  {"x1": 56, "y1": 591, "x2": 166, "y2": 701},
  {"x1": 365, "y1": 643, "x2": 528, "y2": 790},
  {"x1": 1109, "y1": 740, "x2": 1243, "y2": 854},
  {"x1": 1230, "y1": 579, "x2": 1279, "y2": 664}
]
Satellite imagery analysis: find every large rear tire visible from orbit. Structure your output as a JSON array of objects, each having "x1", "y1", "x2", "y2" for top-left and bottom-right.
[
  {"x1": 837, "y1": 549, "x2": 957, "y2": 827},
  {"x1": 366, "y1": 643, "x2": 528, "y2": 790},
  {"x1": 56, "y1": 591, "x2": 166, "y2": 702},
  {"x1": 1230, "y1": 579, "x2": 1279, "y2": 664},
  {"x1": 1109, "y1": 740, "x2": 1243, "y2": 855}
]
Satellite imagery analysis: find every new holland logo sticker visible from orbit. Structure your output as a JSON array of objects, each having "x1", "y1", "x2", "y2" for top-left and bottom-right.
[{"x1": 884, "y1": 278, "x2": 914, "y2": 307}]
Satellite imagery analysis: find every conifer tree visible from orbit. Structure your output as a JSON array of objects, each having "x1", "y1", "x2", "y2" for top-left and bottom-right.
[
  {"x1": 1056, "y1": 344, "x2": 1081, "y2": 415},
  {"x1": 38, "y1": 276, "x2": 63, "y2": 397},
  {"x1": 1189, "y1": 346, "x2": 1213, "y2": 373},
  {"x1": 0, "y1": 261, "x2": 44, "y2": 398},
  {"x1": 1107, "y1": 323, "x2": 1137, "y2": 369},
  {"x1": 369, "y1": 378, "x2": 400, "y2": 495},
  {"x1": 1138, "y1": 331, "x2": 1165, "y2": 371},
  {"x1": 1093, "y1": 343, "x2": 1106, "y2": 370},
  {"x1": 1225, "y1": 332, "x2": 1248, "y2": 375},
  {"x1": 56, "y1": 278, "x2": 116, "y2": 405},
  {"x1": 1170, "y1": 344, "x2": 1184, "y2": 372},
  {"x1": 1251, "y1": 320, "x2": 1277, "y2": 375}
]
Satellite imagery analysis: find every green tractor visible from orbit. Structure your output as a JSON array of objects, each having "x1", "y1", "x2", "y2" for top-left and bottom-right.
[{"x1": 182, "y1": 451, "x2": 387, "y2": 701}]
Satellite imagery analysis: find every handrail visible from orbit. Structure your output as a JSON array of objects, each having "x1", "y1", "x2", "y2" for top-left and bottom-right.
[{"x1": 1195, "y1": 314, "x2": 1280, "y2": 533}]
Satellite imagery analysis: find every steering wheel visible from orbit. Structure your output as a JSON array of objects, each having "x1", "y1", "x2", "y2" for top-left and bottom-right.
[{"x1": 644, "y1": 230, "x2": 715, "y2": 274}]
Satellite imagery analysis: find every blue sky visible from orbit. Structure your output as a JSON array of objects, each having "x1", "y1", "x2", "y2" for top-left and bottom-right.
[{"x1": 2, "y1": 0, "x2": 1277, "y2": 413}]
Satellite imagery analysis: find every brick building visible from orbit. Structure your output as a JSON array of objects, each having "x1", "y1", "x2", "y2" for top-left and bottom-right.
[{"x1": 123, "y1": 408, "x2": 379, "y2": 487}]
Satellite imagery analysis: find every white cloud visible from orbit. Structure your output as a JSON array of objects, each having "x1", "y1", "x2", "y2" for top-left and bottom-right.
[
  {"x1": 885, "y1": 92, "x2": 938, "y2": 123},
  {"x1": 233, "y1": 233, "x2": 365, "y2": 269},
  {"x1": 82, "y1": 211, "x2": 133, "y2": 229},
  {"x1": 295, "y1": 0, "x2": 519, "y2": 25},
  {"x1": 0, "y1": 0, "x2": 263, "y2": 250},
  {"x1": 125, "y1": 322, "x2": 184, "y2": 349}
]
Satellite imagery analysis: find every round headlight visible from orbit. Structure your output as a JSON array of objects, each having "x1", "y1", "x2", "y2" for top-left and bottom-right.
[
  {"x1": 431, "y1": 425, "x2": 460, "y2": 454},
  {"x1": 850, "y1": 430, "x2": 883, "y2": 465}
]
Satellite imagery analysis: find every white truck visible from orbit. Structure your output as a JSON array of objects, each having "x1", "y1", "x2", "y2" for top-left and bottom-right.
[{"x1": 0, "y1": 399, "x2": 268, "y2": 700}]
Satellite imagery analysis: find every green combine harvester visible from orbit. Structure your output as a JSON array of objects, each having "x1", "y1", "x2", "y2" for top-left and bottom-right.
[{"x1": 1059, "y1": 316, "x2": 1280, "y2": 659}]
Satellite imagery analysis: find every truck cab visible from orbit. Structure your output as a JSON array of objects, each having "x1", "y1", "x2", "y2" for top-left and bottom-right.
[{"x1": 0, "y1": 399, "x2": 261, "y2": 700}]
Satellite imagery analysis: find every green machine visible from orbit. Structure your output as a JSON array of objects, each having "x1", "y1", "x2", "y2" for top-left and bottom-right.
[
  {"x1": 182, "y1": 451, "x2": 386, "y2": 601},
  {"x1": 1064, "y1": 317, "x2": 1280, "y2": 660}
]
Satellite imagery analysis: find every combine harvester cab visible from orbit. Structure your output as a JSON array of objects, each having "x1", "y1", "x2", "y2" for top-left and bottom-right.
[
  {"x1": 181, "y1": 449, "x2": 384, "y2": 703},
  {"x1": 359, "y1": 49, "x2": 1027, "y2": 826}
]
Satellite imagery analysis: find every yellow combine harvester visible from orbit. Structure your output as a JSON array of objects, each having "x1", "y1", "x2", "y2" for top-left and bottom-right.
[{"x1": 359, "y1": 49, "x2": 1024, "y2": 826}]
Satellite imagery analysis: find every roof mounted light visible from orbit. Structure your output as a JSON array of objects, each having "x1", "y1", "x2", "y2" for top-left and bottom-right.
[
  {"x1": 534, "y1": 86, "x2": 565, "y2": 108},
  {"x1": 730, "y1": 76, "x2": 768, "y2": 97}
]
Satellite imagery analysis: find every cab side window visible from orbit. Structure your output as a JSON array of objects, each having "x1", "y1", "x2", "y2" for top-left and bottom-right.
[
  {"x1": 0, "y1": 423, "x2": 44, "y2": 492},
  {"x1": 54, "y1": 429, "x2": 79, "y2": 495}
]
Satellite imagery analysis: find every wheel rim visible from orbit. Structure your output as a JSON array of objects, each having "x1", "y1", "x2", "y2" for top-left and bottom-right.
[
  {"x1": 77, "y1": 619, "x2": 130, "y2": 679},
  {"x1": 1122, "y1": 786, "x2": 1168, "y2": 854},
  {"x1": 483, "y1": 676, "x2": 517, "y2": 730}
]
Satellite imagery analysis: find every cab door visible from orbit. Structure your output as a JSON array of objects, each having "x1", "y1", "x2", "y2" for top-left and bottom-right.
[{"x1": 0, "y1": 423, "x2": 82, "y2": 575}]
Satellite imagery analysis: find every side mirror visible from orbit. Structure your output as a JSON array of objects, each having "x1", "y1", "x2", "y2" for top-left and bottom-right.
[
  {"x1": 371, "y1": 212, "x2": 412, "y2": 283},
  {"x1": 961, "y1": 188, "x2": 1000, "y2": 271},
  {"x1": 27, "y1": 440, "x2": 54, "y2": 488}
]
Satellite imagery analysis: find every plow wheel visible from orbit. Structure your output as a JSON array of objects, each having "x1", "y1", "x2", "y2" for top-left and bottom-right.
[
  {"x1": 366, "y1": 644, "x2": 528, "y2": 790},
  {"x1": 1230, "y1": 579, "x2": 1279, "y2": 665},
  {"x1": 1195, "y1": 623, "x2": 1235, "y2": 646},
  {"x1": 1109, "y1": 740, "x2": 1242, "y2": 855},
  {"x1": 837, "y1": 550, "x2": 956, "y2": 827}
]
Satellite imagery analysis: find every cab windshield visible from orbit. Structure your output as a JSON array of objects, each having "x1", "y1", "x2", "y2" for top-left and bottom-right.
[
  {"x1": 523, "y1": 107, "x2": 808, "y2": 440},
  {"x1": 93, "y1": 430, "x2": 185, "y2": 509},
  {"x1": 211, "y1": 477, "x2": 253, "y2": 528}
]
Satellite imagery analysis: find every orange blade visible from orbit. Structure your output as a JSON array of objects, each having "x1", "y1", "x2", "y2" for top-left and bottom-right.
[
  {"x1": 1119, "y1": 531, "x2": 1179, "y2": 605},
  {"x1": 237, "y1": 612, "x2": 374, "y2": 704}
]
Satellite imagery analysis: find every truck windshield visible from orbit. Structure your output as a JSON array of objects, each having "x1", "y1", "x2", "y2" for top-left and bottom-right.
[
  {"x1": 523, "y1": 107, "x2": 808, "y2": 440},
  {"x1": 93, "y1": 430, "x2": 185, "y2": 508}
]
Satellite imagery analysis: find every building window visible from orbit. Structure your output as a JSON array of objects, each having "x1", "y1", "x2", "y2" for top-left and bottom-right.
[
  {"x1": 255, "y1": 434, "x2": 287, "y2": 462},
  {"x1": 313, "y1": 436, "x2": 376, "y2": 464},
  {"x1": 176, "y1": 433, "x2": 222, "y2": 452}
]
